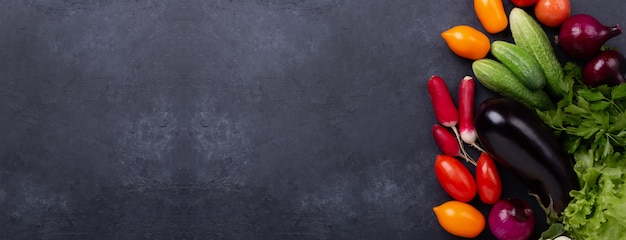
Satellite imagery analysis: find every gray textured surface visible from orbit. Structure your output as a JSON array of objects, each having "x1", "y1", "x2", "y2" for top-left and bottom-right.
[{"x1": 1, "y1": 0, "x2": 624, "y2": 239}]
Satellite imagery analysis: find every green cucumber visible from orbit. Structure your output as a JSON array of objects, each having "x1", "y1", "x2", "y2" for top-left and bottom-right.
[
  {"x1": 509, "y1": 7, "x2": 564, "y2": 97},
  {"x1": 490, "y1": 40, "x2": 546, "y2": 91},
  {"x1": 472, "y1": 59, "x2": 553, "y2": 110}
]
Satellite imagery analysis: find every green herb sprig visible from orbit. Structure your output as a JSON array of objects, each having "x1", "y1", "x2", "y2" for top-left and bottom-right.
[{"x1": 538, "y1": 63, "x2": 626, "y2": 159}]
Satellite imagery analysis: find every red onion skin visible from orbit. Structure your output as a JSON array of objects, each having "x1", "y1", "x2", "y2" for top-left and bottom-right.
[
  {"x1": 583, "y1": 50, "x2": 626, "y2": 87},
  {"x1": 488, "y1": 199, "x2": 535, "y2": 240},
  {"x1": 558, "y1": 14, "x2": 622, "y2": 60}
]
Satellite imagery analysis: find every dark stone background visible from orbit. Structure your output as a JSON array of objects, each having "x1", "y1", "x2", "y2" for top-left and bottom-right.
[{"x1": 1, "y1": 0, "x2": 624, "y2": 239}]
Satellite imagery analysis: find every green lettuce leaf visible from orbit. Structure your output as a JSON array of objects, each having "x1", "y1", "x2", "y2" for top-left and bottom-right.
[{"x1": 562, "y1": 149, "x2": 626, "y2": 240}]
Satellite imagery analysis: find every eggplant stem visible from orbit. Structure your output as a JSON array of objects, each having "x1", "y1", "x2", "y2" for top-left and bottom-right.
[
  {"x1": 529, "y1": 192, "x2": 561, "y2": 223},
  {"x1": 451, "y1": 126, "x2": 476, "y2": 166}
]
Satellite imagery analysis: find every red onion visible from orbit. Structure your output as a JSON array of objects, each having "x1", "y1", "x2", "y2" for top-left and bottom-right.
[
  {"x1": 583, "y1": 50, "x2": 626, "y2": 87},
  {"x1": 558, "y1": 14, "x2": 622, "y2": 60},
  {"x1": 488, "y1": 198, "x2": 535, "y2": 240}
]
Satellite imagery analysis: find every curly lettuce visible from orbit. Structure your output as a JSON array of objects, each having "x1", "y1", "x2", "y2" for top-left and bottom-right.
[{"x1": 562, "y1": 149, "x2": 626, "y2": 239}]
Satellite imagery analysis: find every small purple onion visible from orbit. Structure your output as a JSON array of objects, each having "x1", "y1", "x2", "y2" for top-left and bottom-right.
[
  {"x1": 558, "y1": 14, "x2": 622, "y2": 60},
  {"x1": 583, "y1": 50, "x2": 626, "y2": 87},
  {"x1": 488, "y1": 198, "x2": 535, "y2": 240}
]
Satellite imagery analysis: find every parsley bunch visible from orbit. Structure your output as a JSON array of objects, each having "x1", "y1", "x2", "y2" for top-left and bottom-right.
[{"x1": 539, "y1": 62, "x2": 626, "y2": 158}]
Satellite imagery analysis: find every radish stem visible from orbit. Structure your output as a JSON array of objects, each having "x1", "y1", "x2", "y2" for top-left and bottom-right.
[{"x1": 451, "y1": 126, "x2": 476, "y2": 166}]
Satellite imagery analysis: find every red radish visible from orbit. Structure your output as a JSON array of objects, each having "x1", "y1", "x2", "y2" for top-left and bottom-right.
[
  {"x1": 428, "y1": 76, "x2": 459, "y2": 127},
  {"x1": 428, "y1": 75, "x2": 472, "y2": 162},
  {"x1": 433, "y1": 124, "x2": 476, "y2": 166},
  {"x1": 458, "y1": 76, "x2": 485, "y2": 152},
  {"x1": 432, "y1": 124, "x2": 459, "y2": 156}
]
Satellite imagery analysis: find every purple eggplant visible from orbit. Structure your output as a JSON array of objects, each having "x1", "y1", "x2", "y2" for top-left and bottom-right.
[{"x1": 474, "y1": 98, "x2": 579, "y2": 218}]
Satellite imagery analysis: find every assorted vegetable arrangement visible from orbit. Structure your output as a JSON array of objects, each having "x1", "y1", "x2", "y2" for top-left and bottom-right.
[{"x1": 430, "y1": 0, "x2": 625, "y2": 239}]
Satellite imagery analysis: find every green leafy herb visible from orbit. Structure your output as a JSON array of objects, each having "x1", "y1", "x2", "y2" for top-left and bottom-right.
[
  {"x1": 537, "y1": 62, "x2": 626, "y2": 239},
  {"x1": 562, "y1": 62, "x2": 583, "y2": 86}
]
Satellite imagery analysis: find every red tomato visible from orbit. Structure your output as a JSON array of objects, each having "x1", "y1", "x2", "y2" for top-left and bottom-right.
[
  {"x1": 476, "y1": 153, "x2": 502, "y2": 204},
  {"x1": 534, "y1": 0, "x2": 571, "y2": 27},
  {"x1": 434, "y1": 154, "x2": 476, "y2": 202},
  {"x1": 510, "y1": 0, "x2": 537, "y2": 7}
]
